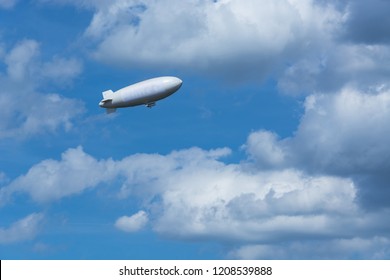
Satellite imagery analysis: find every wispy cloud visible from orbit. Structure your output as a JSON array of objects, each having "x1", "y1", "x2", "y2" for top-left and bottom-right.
[{"x1": 0, "y1": 213, "x2": 44, "y2": 244}]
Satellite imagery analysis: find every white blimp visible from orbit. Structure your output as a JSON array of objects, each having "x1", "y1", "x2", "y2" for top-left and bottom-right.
[{"x1": 99, "y1": 76, "x2": 183, "y2": 113}]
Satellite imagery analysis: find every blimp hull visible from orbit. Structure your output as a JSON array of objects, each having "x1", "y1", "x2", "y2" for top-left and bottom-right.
[{"x1": 99, "y1": 76, "x2": 182, "y2": 113}]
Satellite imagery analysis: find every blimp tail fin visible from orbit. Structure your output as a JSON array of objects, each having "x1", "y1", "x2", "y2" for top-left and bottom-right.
[
  {"x1": 102, "y1": 90, "x2": 114, "y2": 99},
  {"x1": 102, "y1": 90, "x2": 116, "y2": 114}
]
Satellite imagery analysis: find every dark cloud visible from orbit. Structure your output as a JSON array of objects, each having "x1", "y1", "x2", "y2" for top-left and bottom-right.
[
  {"x1": 343, "y1": 0, "x2": 390, "y2": 44},
  {"x1": 355, "y1": 173, "x2": 390, "y2": 210}
]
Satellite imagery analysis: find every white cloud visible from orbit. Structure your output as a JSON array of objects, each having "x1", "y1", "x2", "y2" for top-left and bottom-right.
[
  {"x1": 245, "y1": 86, "x2": 390, "y2": 174},
  {"x1": 34, "y1": 1, "x2": 390, "y2": 91},
  {"x1": 1, "y1": 124, "x2": 389, "y2": 257},
  {"x1": 279, "y1": 44, "x2": 390, "y2": 94},
  {"x1": 243, "y1": 131, "x2": 287, "y2": 169},
  {"x1": 2, "y1": 144, "x2": 379, "y2": 254},
  {"x1": 244, "y1": 86, "x2": 390, "y2": 209},
  {"x1": 296, "y1": 87, "x2": 390, "y2": 173},
  {"x1": 0, "y1": 40, "x2": 84, "y2": 139},
  {"x1": 2, "y1": 146, "x2": 116, "y2": 203},
  {"x1": 1, "y1": 146, "x2": 232, "y2": 204},
  {"x1": 152, "y1": 170, "x2": 358, "y2": 242},
  {"x1": 115, "y1": 211, "x2": 148, "y2": 232},
  {"x1": 74, "y1": 0, "x2": 342, "y2": 81},
  {"x1": 0, "y1": 89, "x2": 85, "y2": 138},
  {"x1": 0, "y1": 85, "x2": 85, "y2": 138},
  {"x1": 3, "y1": 39, "x2": 83, "y2": 85},
  {"x1": 4, "y1": 39, "x2": 40, "y2": 82},
  {"x1": 41, "y1": 57, "x2": 83, "y2": 86},
  {"x1": 0, "y1": 213, "x2": 44, "y2": 244}
]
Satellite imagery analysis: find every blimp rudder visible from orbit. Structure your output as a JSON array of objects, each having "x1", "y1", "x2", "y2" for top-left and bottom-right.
[
  {"x1": 102, "y1": 90, "x2": 114, "y2": 100},
  {"x1": 99, "y1": 89, "x2": 114, "y2": 107}
]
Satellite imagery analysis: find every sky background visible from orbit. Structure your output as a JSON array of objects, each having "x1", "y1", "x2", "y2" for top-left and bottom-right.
[{"x1": 1, "y1": 0, "x2": 390, "y2": 259}]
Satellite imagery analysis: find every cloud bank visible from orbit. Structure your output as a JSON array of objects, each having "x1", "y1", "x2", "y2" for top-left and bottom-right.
[
  {"x1": 2, "y1": 97, "x2": 390, "y2": 259},
  {"x1": 38, "y1": 0, "x2": 342, "y2": 83},
  {"x1": 35, "y1": 0, "x2": 390, "y2": 95}
]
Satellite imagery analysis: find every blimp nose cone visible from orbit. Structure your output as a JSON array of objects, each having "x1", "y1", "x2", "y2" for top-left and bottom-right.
[
  {"x1": 174, "y1": 78, "x2": 183, "y2": 91},
  {"x1": 163, "y1": 76, "x2": 183, "y2": 91}
]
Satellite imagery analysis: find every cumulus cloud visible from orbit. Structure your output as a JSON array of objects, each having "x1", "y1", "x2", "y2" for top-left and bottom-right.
[
  {"x1": 0, "y1": 40, "x2": 84, "y2": 139},
  {"x1": 32, "y1": 1, "x2": 390, "y2": 92},
  {"x1": 115, "y1": 211, "x2": 149, "y2": 232},
  {"x1": 276, "y1": 0, "x2": 390, "y2": 94},
  {"x1": 244, "y1": 86, "x2": 390, "y2": 209},
  {"x1": 0, "y1": 146, "x2": 231, "y2": 204},
  {"x1": 41, "y1": 0, "x2": 339, "y2": 82},
  {"x1": 152, "y1": 170, "x2": 359, "y2": 243},
  {"x1": 247, "y1": 88, "x2": 390, "y2": 174},
  {"x1": 278, "y1": 44, "x2": 390, "y2": 94},
  {"x1": 0, "y1": 213, "x2": 44, "y2": 244},
  {"x1": 243, "y1": 131, "x2": 287, "y2": 169},
  {"x1": 36, "y1": 0, "x2": 390, "y2": 92},
  {"x1": 3, "y1": 85, "x2": 388, "y2": 257},
  {"x1": 3, "y1": 141, "x2": 389, "y2": 258},
  {"x1": 1, "y1": 146, "x2": 116, "y2": 203}
]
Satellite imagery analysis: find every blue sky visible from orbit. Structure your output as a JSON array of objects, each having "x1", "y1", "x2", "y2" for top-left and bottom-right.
[{"x1": 1, "y1": 0, "x2": 390, "y2": 259}]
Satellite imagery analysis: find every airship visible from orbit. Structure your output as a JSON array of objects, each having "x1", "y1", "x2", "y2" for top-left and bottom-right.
[{"x1": 99, "y1": 76, "x2": 183, "y2": 113}]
